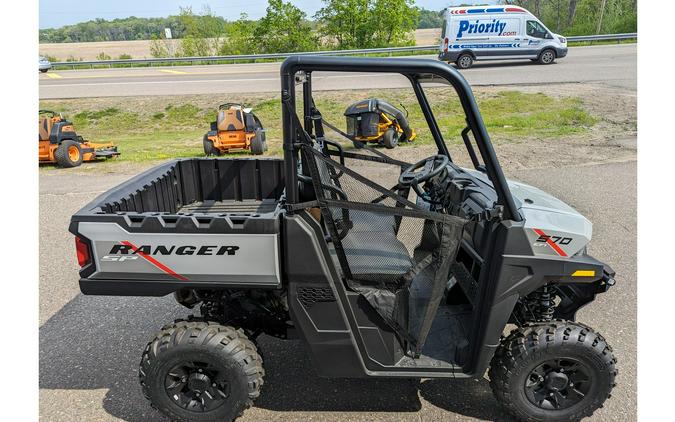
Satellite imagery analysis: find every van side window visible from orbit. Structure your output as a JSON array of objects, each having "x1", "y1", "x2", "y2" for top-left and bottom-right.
[{"x1": 526, "y1": 21, "x2": 549, "y2": 39}]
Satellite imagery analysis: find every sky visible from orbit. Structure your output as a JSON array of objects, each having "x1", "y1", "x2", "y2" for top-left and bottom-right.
[{"x1": 39, "y1": 0, "x2": 498, "y2": 29}]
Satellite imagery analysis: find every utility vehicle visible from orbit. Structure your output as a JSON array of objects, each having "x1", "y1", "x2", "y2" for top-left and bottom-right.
[
  {"x1": 39, "y1": 110, "x2": 120, "y2": 168},
  {"x1": 70, "y1": 56, "x2": 617, "y2": 422},
  {"x1": 203, "y1": 103, "x2": 267, "y2": 156}
]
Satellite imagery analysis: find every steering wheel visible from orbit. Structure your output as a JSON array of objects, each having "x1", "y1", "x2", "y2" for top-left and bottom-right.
[{"x1": 398, "y1": 154, "x2": 449, "y2": 199}]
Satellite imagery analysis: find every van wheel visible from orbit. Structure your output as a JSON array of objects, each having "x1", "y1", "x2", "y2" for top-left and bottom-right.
[
  {"x1": 139, "y1": 319, "x2": 264, "y2": 422},
  {"x1": 538, "y1": 49, "x2": 556, "y2": 65},
  {"x1": 456, "y1": 54, "x2": 474, "y2": 69},
  {"x1": 383, "y1": 128, "x2": 399, "y2": 149},
  {"x1": 489, "y1": 321, "x2": 617, "y2": 422},
  {"x1": 54, "y1": 140, "x2": 83, "y2": 168}
]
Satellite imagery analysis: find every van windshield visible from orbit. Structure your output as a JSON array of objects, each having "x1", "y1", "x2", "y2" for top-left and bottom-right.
[{"x1": 526, "y1": 20, "x2": 550, "y2": 38}]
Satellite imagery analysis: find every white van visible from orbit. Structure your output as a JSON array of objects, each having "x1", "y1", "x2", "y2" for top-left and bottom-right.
[{"x1": 438, "y1": 5, "x2": 567, "y2": 69}]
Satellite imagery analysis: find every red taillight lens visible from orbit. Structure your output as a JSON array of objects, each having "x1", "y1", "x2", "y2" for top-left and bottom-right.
[
  {"x1": 444, "y1": 37, "x2": 449, "y2": 52},
  {"x1": 75, "y1": 236, "x2": 91, "y2": 267}
]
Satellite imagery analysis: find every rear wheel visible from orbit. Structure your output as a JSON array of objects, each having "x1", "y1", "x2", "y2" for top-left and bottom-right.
[
  {"x1": 40, "y1": 69, "x2": 48, "y2": 73},
  {"x1": 250, "y1": 129, "x2": 264, "y2": 155},
  {"x1": 139, "y1": 319, "x2": 264, "y2": 422},
  {"x1": 203, "y1": 135, "x2": 219, "y2": 157},
  {"x1": 489, "y1": 321, "x2": 617, "y2": 422},
  {"x1": 383, "y1": 128, "x2": 399, "y2": 149},
  {"x1": 54, "y1": 140, "x2": 83, "y2": 168},
  {"x1": 456, "y1": 53, "x2": 474, "y2": 69},
  {"x1": 538, "y1": 48, "x2": 556, "y2": 65}
]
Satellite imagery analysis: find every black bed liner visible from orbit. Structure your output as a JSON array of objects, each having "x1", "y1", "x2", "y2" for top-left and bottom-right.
[{"x1": 79, "y1": 158, "x2": 286, "y2": 217}]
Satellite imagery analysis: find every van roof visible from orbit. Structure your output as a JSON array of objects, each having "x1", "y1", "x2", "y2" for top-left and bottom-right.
[{"x1": 446, "y1": 6, "x2": 529, "y2": 15}]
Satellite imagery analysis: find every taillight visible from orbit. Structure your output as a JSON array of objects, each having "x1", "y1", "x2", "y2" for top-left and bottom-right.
[
  {"x1": 75, "y1": 236, "x2": 91, "y2": 267},
  {"x1": 444, "y1": 37, "x2": 449, "y2": 52}
]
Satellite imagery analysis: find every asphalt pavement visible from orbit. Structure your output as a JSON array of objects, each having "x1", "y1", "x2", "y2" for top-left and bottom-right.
[
  {"x1": 39, "y1": 44, "x2": 636, "y2": 99},
  {"x1": 39, "y1": 159, "x2": 636, "y2": 421}
]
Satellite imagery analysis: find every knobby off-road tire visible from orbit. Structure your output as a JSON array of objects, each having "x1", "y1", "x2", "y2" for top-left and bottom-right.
[
  {"x1": 203, "y1": 135, "x2": 219, "y2": 157},
  {"x1": 489, "y1": 321, "x2": 617, "y2": 422},
  {"x1": 383, "y1": 128, "x2": 399, "y2": 149},
  {"x1": 250, "y1": 129, "x2": 264, "y2": 155},
  {"x1": 139, "y1": 319, "x2": 265, "y2": 422},
  {"x1": 54, "y1": 139, "x2": 83, "y2": 168}
]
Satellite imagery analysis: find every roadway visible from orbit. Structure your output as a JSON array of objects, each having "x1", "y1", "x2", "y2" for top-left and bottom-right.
[
  {"x1": 39, "y1": 158, "x2": 636, "y2": 421},
  {"x1": 39, "y1": 44, "x2": 636, "y2": 99}
]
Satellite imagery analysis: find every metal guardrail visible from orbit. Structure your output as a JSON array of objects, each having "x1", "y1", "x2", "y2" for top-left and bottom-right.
[{"x1": 51, "y1": 33, "x2": 637, "y2": 69}]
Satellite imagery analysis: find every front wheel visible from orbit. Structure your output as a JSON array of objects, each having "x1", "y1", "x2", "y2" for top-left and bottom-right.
[
  {"x1": 139, "y1": 319, "x2": 264, "y2": 422},
  {"x1": 382, "y1": 128, "x2": 399, "y2": 149},
  {"x1": 538, "y1": 48, "x2": 556, "y2": 65},
  {"x1": 489, "y1": 321, "x2": 617, "y2": 422}
]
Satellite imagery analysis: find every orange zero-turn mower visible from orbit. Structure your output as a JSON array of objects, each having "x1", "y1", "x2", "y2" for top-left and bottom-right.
[
  {"x1": 203, "y1": 103, "x2": 267, "y2": 156},
  {"x1": 38, "y1": 110, "x2": 120, "y2": 168}
]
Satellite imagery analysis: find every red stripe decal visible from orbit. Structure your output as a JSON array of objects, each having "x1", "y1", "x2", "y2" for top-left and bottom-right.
[
  {"x1": 121, "y1": 241, "x2": 189, "y2": 281},
  {"x1": 533, "y1": 229, "x2": 568, "y2": 257}
]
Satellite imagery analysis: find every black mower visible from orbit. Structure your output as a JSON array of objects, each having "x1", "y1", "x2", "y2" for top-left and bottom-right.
[
  {"x1": 344, "y1": 98, "x2": 417, "y2": 148},
  {"x1": 70, "y1": 56, "x2": 617, "y2": 422}
]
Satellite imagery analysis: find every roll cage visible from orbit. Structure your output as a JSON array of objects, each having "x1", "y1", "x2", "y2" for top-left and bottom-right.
[{"x1": 280, "y1": 55, "x2": 521, "y2": 222}]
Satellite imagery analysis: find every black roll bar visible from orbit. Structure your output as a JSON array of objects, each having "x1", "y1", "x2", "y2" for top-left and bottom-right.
[{"x1": 280, "y1": 55, "x2": 521, "y2": 222}]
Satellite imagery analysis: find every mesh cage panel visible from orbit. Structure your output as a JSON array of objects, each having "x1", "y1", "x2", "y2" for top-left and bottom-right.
[{"x1": 301, "y1": 145, "x2": 466, "y2": 356}]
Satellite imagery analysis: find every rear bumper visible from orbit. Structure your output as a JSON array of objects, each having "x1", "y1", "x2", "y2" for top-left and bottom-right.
[{"x1": 438, "y1": 51, "x2": 460, "y2": 62}]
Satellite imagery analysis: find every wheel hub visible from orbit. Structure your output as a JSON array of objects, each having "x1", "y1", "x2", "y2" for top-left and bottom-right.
[
  {"x1": 164, "y1": 361, "x2": 230, "y2": 412},
  {"x1": 188, "y1": 372, "x2": 211, "y2": 393},
  {"x1": 524, "y1": 358, "x2": 592, "y2": 410},
  {"x1": 544, "y1": 371, "x2": 569, "y2": 391}
]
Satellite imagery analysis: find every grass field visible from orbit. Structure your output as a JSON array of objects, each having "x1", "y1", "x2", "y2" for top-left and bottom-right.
[{"x1": 38, "y1": 86, "x2": 597, "y2": 168}]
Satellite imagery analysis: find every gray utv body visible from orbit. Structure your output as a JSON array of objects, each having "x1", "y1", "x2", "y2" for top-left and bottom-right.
[{"x1": 70, "y1": 56, "x2": 615, "y2": 381}]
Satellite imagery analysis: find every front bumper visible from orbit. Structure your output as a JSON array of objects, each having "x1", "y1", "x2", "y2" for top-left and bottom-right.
[{"x1": 556, "y1": 46, "x2": 568, "y2": 58}]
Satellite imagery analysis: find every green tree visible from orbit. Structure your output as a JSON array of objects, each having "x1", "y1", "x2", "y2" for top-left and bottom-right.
[
  {"x1": 219, "y1": 14, "x2": 258, "y2": 55},
  {"x1": 315, "y1": 0, "x2": 372, "y2": 49},
  {"x1": 177, "y1": 7, "x2": 224, "y2": 57},
  {"x1": 369, "y1": 0, "x2": 419, "y2": 46},
  {"x1": 254, "y1": 0, "x2": 318, "y2": 53},
  {"x1": 417, "y1": 8, "x2": 444, "y2": 29},
  {"x1": 315, "y1": 0, "x2": 418, "y2": 49}
]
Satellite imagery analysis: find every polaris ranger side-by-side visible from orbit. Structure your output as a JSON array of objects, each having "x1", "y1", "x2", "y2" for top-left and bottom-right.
[{"x1": 69, "y1": 56, "x2": 617, "y2": 422}]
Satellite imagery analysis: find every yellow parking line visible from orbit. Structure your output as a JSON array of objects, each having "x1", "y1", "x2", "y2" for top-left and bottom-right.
[
  {"x1": 45, "y1": 73, "x2": 62, "y2": 79},
  {"x1": 159, "y1": 69, "x2": 188, "y2": 75}
]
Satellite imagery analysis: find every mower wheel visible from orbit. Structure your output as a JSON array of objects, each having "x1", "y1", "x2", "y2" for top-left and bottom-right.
[
  {"x1": 54, "y1": 140, "x2": 83, "y2": 168},
  {"x1": 489, "y1": 321, "x2": 617, "y2": 422},
  {"x1": 139, "y1": 319, "x2": 264, "y2": 422},
  {"x1": 250, "y1": 129, "x2": 265, "y2": 155},
  {"x1": 203, "y1": 135, "x2": 219, "y2": 156},
  {"x1": 383, "y1": 128, "x2": 399, "y2": 149}
]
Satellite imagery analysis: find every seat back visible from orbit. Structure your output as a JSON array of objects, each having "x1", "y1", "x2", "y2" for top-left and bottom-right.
[
  {"x1": 39, "y1": 117, "x2": 52, "y2": 141},
  {"x1": 217, "y1": 109, "x2": 245, "y2": 132}
]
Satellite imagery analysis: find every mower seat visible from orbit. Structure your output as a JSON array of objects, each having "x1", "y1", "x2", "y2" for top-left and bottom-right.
[
  {"x1": 39, "y1": 117, "x2": 52, "y2": 141},
  {"x1": 217, "y1": 109, "x2": 245, "y2": 132}
]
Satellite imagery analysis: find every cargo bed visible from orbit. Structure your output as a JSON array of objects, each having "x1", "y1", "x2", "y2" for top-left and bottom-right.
[{"x1": 70, "y1": 158, "x2": 286, "y2": 295}]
